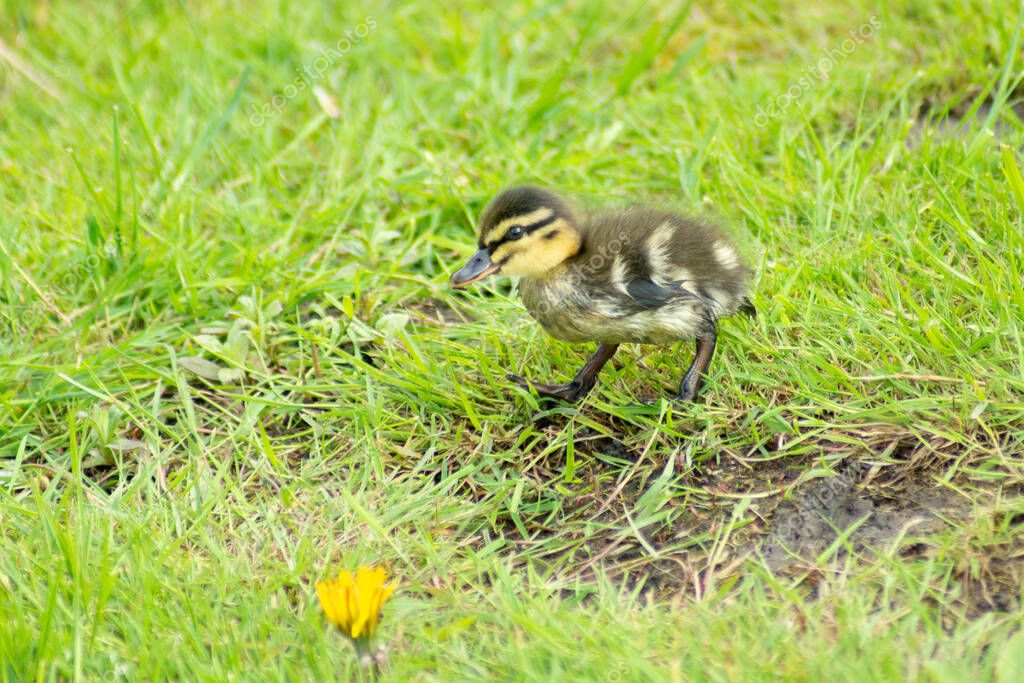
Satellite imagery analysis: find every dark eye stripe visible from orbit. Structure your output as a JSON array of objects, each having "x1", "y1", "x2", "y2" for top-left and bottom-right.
[
  {"x1": 485, "y1": 214, "x2": 559, "y2": 252},
  {"x1": 522, "y1": 214, "x2": 557, "y2": 233}
]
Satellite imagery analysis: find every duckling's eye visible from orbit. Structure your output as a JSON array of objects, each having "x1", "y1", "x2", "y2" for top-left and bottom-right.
[{"x1": 506, "y1": 226, "x2": 525, "y2": 240}]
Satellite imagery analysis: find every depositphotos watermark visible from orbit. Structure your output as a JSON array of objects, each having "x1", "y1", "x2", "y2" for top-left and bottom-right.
[
  {"x1": 1, "y1": 238, "x2": 118, "y2": 342},
  {"x1": 754, "y1": 16, "x2": 881, "y2": 127},
  {"x1": 248, "y1": 15, "x2": 377, "y2": 127},
  {"x1": 771, "y1": 460, "x2": 870, "y2": 545},
  {"x1": 528, "y1": 230, "x2": 631, "y2": 317}
]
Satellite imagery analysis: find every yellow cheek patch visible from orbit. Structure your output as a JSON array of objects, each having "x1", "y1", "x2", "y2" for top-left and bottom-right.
[{"x1": 495, "y1": 222, "x2": 581, "y2": 279}]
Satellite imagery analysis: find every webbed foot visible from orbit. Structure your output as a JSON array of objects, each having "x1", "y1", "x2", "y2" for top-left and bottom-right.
[{"x1": 507, "y1": 374, "x2": 587, "y2": 402}]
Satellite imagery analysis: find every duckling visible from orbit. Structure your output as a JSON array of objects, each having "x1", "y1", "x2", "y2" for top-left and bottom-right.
[{"x1": 450, "y1": 186, "x2": 755, "y2": 402}]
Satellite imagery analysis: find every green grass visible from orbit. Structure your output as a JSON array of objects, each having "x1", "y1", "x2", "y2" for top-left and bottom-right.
[{"x1": 2, "y1": 0, "x2": 1024, "y2": 679}]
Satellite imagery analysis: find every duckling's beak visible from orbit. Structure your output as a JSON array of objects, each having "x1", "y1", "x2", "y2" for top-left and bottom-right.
[{"x1": 450, "y1": 248, "x2": 501, "y2": 289}]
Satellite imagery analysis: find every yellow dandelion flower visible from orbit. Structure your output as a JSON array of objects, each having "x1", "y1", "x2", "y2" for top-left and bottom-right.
[{"x1": 316, "y1": 566, "x2": 396, "y2": 642}]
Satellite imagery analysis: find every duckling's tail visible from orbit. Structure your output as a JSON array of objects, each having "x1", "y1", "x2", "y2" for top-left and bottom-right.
[{"x1": 738, "y1": 297, "x2": 757, "y2": 318}]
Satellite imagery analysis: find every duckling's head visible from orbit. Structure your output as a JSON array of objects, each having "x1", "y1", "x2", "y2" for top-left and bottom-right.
[{"x1": 450, "y1": 186, "x2": 581, "y2": 288}]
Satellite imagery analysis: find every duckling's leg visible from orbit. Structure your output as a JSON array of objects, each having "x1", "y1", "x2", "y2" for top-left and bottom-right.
[
  {"x1": 508, "y1": 343, "x2": 619, "y2": 402},
  {"x1": 677, "y1": 327, "x2": 717, "y2": 401}
]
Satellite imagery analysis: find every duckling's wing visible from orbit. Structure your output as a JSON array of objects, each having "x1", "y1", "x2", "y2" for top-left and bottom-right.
[{"x1": 623, "y1": 277, "x2": 697, "y2": 311}]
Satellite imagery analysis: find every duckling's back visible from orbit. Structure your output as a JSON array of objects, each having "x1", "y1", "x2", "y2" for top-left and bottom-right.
[{"x1": 584, "y1": 208, "x2": 751, "y2": 311}]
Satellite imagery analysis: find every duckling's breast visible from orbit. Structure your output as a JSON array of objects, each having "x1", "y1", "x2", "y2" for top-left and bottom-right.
[{"x1": 518, "y1": 276, "x2": 599, "y2": 343}]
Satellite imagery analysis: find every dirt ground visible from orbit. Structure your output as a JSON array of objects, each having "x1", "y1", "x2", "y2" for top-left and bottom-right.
[{"x1": 477, "y1": 416, "x2": 1024, "y2": 618}]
